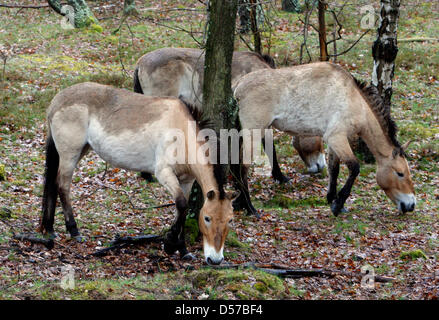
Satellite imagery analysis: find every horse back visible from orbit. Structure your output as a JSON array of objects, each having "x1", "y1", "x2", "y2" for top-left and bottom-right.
[
  {"x1": 235, "y1": 62, "x2": 364, "y2": 136},
  {"x1": 135, "y1": 48, "x2": 275, "y2": 107}
]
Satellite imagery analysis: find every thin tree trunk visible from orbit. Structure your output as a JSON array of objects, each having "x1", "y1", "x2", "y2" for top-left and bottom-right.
[
  {"x1": 356, "y1": 0, "x2": 400, "y2": 163},
  {"x1": 123, "y1": 0, "x2": 136, "y2": 15},
  {"x1": 249, "y1": 0, "x2": 262, "y2": 54},
  {"x1": 318, "y1": 0, "x2": 328, "y2": 61},
  {"x1": 372, "y1": 0, "x2": 400, "y2": 106},
  {"x1": 238, "y1": 0, "x2": 250, "y2": 34}
]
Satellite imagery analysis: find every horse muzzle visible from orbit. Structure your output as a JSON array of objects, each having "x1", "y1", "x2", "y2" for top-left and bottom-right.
[
  {"x1": 396, "y1": 193, "x2": 416, "y2": 213},
  {"x1": 203, "y1": 241, "x2": 224, "y2": 265},
  {"x1": 307, "y1": 153, "x2": 327, "y2": 173}
]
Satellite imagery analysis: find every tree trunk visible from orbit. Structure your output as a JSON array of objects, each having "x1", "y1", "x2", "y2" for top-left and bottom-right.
[
  {"x1": 282, "y1": 0, "x2": 301, "y2": 13},
  {"x1": 123, "y1": 0, "x2": 137, "y2": 15},
  {"x1": 202, "y1": 0, "x2": 239, "y2": 143},
  {"x1": 249, "y1": 0, "x2": 262, "y2": 54},
  {"x1": 318, "y1": 0, "x2": 328, "y2": 61},
  {"x1": 356, "y1": 1, "x2": 400, "y2": 163},
  {"x1": 47, "y1": 0, "x2": 97, "y2": 28},
  {"x1": 238, "y1": 0, "x2": 250, "y2": 34},
  {"x1": 188, "y1": 0, "x2": 239, "y2": 219},
  {"x1": 372, "y1": 0, "x2": 400, "y2": 106}
]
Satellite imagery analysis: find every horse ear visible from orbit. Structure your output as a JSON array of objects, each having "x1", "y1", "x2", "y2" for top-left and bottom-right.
[
  {"x1": 206, "y1": 190, "x2": 215, "y2": 200},
  {"x1": 401, "y1": 140, "x2": 413, "y2": 151},
  {"x1": 226, "y1": 190, "x2": 241, "y2": 201}
]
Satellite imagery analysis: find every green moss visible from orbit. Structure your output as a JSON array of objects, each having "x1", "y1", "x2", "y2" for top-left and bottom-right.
[
  {"x1": 254, "y1": 270, "x2": 285, "y2": 292},
  {"x1": 400, "y1": 249, "x2": 428, "y2": 260},
  {"x1": 253, "y1": 281, "x2": 267, "y2": 293},
  {"x1": 90, "y1": 24, "x2": 103, "y2": 33},
  {"x1": 264, "y1": 195, "x2": 326, "y2": 209},
  {"x1": 0, "y1": 164, "x2": 5, "y2": 181},
  {"x1": 184, "y1": 217, "x2": 199, "y2": 245}
]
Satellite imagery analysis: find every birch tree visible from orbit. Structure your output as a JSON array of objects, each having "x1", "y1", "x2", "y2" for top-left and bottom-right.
[{"x1": 372, "y1": 0, "x2": 400, "y2": 106}]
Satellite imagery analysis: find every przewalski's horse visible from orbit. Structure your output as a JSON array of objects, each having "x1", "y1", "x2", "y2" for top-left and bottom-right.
[
  {"x1": 234, "y1": 62, "x2": 416, "y2": 216},
  {"x1": 40, "y1": 82, "x2": 239, "y2": 265},
  {"x1": 133, "y1": 47, "x2": 326, "y2": 181}
]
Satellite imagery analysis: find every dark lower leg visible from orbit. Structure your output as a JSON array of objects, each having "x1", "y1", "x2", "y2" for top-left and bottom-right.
[
  {"x1": 327, "y1": 151, "x2": 340, "y2": 204},
  {"x1": 331, "y1": 160, "x2": 360, "y2": 216},
  {"x1": 164, "y1": 194, "x2": 189, "y2": 256},
  {"x1": 58, "y1": 189, "x2": 80, "y2": 237}
]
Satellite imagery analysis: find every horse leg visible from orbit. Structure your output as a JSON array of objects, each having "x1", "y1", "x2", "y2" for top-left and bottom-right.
[
  {"x1": 262, "y1": 137, "x2": 289, "y2": 183},
  {"x1": 57, "y1": 155, "x2": 83, "y2": 241},
  {"x1": 178, "y1": 180, "x2": 196, "y2": 260},
  {"x1": 155, "y1": 168, "x2": 190, "y2": 257},
  {"x1": 326, "y1": 148, "x2": 340, "y2": 205},
  {"x1": 327, "y1": 137, "x2": 360, "y2": 216}
]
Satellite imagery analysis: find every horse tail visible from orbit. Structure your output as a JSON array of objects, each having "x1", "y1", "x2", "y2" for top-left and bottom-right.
[
  {"x1": 133, "y1": 66, "x2": 144, "y2": 94},
  {"x1": 40, "y1": 133, "x2": 59, "y2": 234}
]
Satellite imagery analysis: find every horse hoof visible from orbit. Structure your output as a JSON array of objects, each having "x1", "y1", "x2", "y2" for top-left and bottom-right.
[
  {"x1": 330, "y1": 202, "x2": 340, "y2": 216},
  {"x1": 247, "y1": 207, "x2": 260, "y2": 218},
  {"x1": 74, "y1": 235, "x2": 87, "y2": 243},
  {"x1": 331, "y1": 202, "x2": 348, "y2": 216},
  {"x1": 45, "y1": 232, "x2": 58, "y2": 240},
  {"x1": 181, "y1": 252, "x2": 196, "y2": 261},
  {"x1": 164, "y1": 242, "x2": 178, "y2": 255},
  {"x1": 274, "y1": 174, "x2": 290, "y2": 184}
]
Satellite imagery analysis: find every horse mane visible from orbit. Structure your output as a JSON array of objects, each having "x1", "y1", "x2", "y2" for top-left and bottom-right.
[
  {"x1": 178, "y1": 96, "x2": 226, "y2": 199},
  {"x1": 261, "y1": 54, "x2": 276, "y2": 69},
  {"x1": 353, "y1": 78, "x2": 402, "y2": 152}
]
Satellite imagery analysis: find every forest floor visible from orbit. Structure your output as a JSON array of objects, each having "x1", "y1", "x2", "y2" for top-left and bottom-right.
[{"x1": 0, "y1": 0, "x2": 438, "y2": 300}]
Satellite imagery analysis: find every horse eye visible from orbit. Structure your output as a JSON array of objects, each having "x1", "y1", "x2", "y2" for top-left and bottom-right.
[
  {"x1": 204, "y1": 216, "x2": 211, "y2": 223},
  {"x1": 396, "y1": 172, "x2": 404, "y2": 178}
]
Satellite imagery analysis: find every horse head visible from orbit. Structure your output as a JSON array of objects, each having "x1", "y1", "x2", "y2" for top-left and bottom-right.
[
  {"x1": 376, "y1": 142, "x2": 416, "y2": 213},
  {"x1": 198, "y1": 190, "x2": 240, "y2": 265}
]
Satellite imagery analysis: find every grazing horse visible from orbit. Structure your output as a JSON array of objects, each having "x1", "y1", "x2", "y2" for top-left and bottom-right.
[
  {"x1": 233, "y1": 62, "x2": 416, "y2": 215},
  {"x1": 40, "y1": 82, "x2": 239, "y2": 265},
  {"x1": 133, "y1": 47, "x2": 326, "y2": 182}
]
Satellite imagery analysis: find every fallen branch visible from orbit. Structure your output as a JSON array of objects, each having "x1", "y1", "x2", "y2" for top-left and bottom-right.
[
  {"x1": 0, "y1": 3, "x2": 52, "y2": 9},
  {"x1": 91, "y1": 234, "x2": 162, "y2": 257},
  {"x1": 13, "y1": 233, "x2": 54, "y2": 250},
  {"x1": 111, "y1": 234, "x2": 162, "y2": 246},
  {"x1": 209, "y1": 262, "x2": 395, "y2": 283}
]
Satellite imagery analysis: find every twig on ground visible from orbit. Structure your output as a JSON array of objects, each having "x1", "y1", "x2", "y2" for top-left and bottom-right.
[
  {"x1": 91, "y1": 234, "x2": 163, "y2": 257},
  {"x1": 13, "y1": 233, "x2": 54, "y2": 249},
  {"x1": 209, "y1": 262, "x2": 395, "y2": 283}
]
